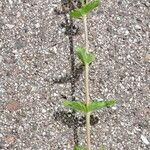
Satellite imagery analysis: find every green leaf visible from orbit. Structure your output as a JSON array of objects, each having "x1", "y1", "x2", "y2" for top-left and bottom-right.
[
  {"x1": 70, "y1": 0, "x2": 101, "y2": 18},
  {"x1": 99, "y1": 147, "x2": 105, "y2": 150},
  {"x1": 74, "y1": 146, "x2": 87, "y2": 150},
  {"x1": 76, "y1": 47, "x2": 95, "y2": 65},
  {"x1": 64, "y1": 101, "x2": 87, "y2": 113},
  {"x1": 87, "y1": 100, "x2": 116, "y2": 112}
]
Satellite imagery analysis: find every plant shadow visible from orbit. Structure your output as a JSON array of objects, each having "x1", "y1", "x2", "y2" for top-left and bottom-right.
[
  {"x1": 53, "y1": 0, "x2": 99, "y2": 145},
  {"x1": 53, "y1": 110, "x2": 99, "y2": 144},
  {"x1": 53, "y1": 110, "x2": 99, "y2": 128}
]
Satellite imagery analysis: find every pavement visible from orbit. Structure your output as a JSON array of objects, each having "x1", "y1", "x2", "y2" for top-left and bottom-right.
[{"x1": 0, "y1": 0, "x2": 150, "y2": 150}]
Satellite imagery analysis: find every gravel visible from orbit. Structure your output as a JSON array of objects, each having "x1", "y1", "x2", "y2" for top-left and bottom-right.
[{"x1": 0, "y1": 0, "x2": 150, "y2": 150}]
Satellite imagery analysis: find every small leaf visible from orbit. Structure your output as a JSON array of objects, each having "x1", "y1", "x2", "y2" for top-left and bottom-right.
[
  {"x1": 99, "y1": 147, "x2": 105, "y2": 150},
  {"x1": 76, "y1": 47, "x2": 95, "y2": 65},
  {"x1": 74, "y1": 145, "x2": 87, "y2": 150},
  {"x1": 70, "y1": 0, "x2": 101, "y2": 18},
  {"x1": 64, "y1": 101, "x2": 87, "y2": 113},
  {"x1": 87, "y1": 100, "x2": 116, "y2": 112}
]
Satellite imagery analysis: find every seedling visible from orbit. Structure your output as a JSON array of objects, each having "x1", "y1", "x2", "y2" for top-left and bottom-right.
[{"x1": 63, "y1": 0, "x2": 116, "y2": 149}]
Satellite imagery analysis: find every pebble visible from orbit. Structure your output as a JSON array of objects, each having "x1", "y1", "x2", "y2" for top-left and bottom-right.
[
  {"x1": 112, "y1": 106, "x2": 117, "y2": 110},
  {"x1": 0, "y1": 41, "x2": 2, "y2": 48},
  {"x1": 49, "y1": 8, "x2": 54, "y2": 14},
  {"x1": 116, "y1": 16, "x2": 121, "y2": 21},
  {"x1": 141, "y1": 135, "x2": 149, "y2": 145},
  {"x1": 124, "y1": 30, "x2": 129, "y2": 35},
  {"x1": 16, "y1": 12, "x2": 21, "y2": 18},
  {"x1": 31, "y1": 86, "x2": 37, "y2": 92},
  {"x1": 118, "y1": 27, "x2": 129, "y2": 35},
  {"x1": 42, "y1": 109, "x2": 47, "y2": 113},
  {"x1": 52, "y1": 46, "x2": 57, "y2": 53},
  {"x1": 8, "y1": 0, "x2": 13, "y2": 6},
  {"x1": 135, "y1": 24, "x2": 141, "y2": 30},
  {"x1": 0, "y1": 55, "x2": 3, "y2": 63},
  {"x1": 144, "y1": 53, "x2": 150, "y2": 62},
  {"x1": 53, "y1": 93, "x2": 58, "y2": 97},
  {"x1": 0, "y1": 1, "x2": 2, "y2": 8},
  {"x1": 42, "y1": 132, "x2": 46, "y2": 136},
  {"x1": 6, "y1": 100, "x2": 20, "y2": 111},
  {"x1": 0, "y1": 133, "x2": 3, "y2": 138},
  {"x1": 18, "y1": 126, "x2": 24, "y2": 133},
  {"x1": 4, "y1": 135, "x2": 16, "y2": 145},
  {"x1": 35, "y1": 23, "x2": 40, "y2": 28},
  {"x1": 6, "y1": 24, "x2": 15, "y2": 29}
]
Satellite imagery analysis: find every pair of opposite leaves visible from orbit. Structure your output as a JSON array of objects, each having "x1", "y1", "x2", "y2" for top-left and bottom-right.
[
  {"x1": 64, "y1": 46, "x2": 116, "y2": 113},
  {"x1": 64, "y1": 100, "x2": 116, "y2": 113},
  {"x1": 71, "y1": 0, "x2": 101, "y2": 65},
  {"x1": 65, "y1": 1, "x2": 116, "y2": 114},
  {"x1": 70, "y1": 0, "x2": 101, "y2": 19},
  {"x1": 74, "y1": 145, "x2": 105, "y2": 150}
]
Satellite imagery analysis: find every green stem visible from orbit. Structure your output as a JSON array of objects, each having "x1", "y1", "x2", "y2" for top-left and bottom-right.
[{"x1": 83, "y1": 1, "x2": 91, "y2": 149}]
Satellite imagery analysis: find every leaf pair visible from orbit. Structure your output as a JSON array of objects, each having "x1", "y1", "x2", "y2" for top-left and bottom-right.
[
  {"x1": 64, "y1": 100, "x2": 116, "y2": 113},
  {"x1": 76, "y1": 47, "x2": 95, "y2": 65},
  {"x1": 74, "y1": 146, "x2": 86, "y2": 150},
  {"x1": 74, "y1": 145, "x2": 105, "y2": 150},
  {"x1": 64, "y1": 101, "x2": 87, "y2": 113},
  {"x1": 70, "y1": 0, "x2": 101, "y2": 19}
]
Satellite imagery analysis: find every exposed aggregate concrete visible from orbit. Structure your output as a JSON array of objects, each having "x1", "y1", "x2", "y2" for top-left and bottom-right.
[{"x1": 0, "y1": 0, "x2": 150, "y2": 150}]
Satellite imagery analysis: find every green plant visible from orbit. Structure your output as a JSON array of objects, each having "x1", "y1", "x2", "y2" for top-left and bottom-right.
[{"x1": 63, "y1": 0, "x2": 116, "y2": 150}]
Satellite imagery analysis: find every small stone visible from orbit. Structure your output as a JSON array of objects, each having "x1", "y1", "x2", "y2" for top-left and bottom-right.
[
  {"x1": 0, "y1": 41, "x2": 2, "y2": 48},
  {"x1": 112, "y1": 106, "x2": 117, "y2": 110},
  {"x1": 31, "y1": 86, "x2": 37, "y2": 92},
  {"x1": 6, "y1": 24, "x2": 15, "y2": 29},
  {"x1": 0, "y1": 133, "x2": 3, "y2": 138},
  {"x1": 0, "y1": 55, "x2": 3, "y2": 63},
  {"x1": 116, "y1": 16, "x2": 121, "y2": 21},
  {"x1": 118, "y1": 0, "x2": 122, "y2": 5},
  {"x1": 18, "y1": 126, "x2": 24, "y2": 133},
  {"x1": 144, "y1": 53, "x2": 150, "y2": 62},
  {"x1": 52, "y1": 46, "x2": 57, "y2": 53},
  {"x1": 4, "y1": 135, "x2": 16, "y2": 145},
  {"x1": 118, "y1": 27, "x2": 129, "y2": 35},
  {"x1": 0, "y1": 2, "x2": 2, "y2": 8},
  {"x1": 141, "y1": 135, "x2": 149, "y2": 145},
  {"x1": 53, "y1": 93, "x2": 58, "y2": 97},
  {"x1": 49, "y1": 8, "x2": 54, "y2": 14},
  {"x1": 42, "y1": 132, "x2": 46, "y2": 136},
  {"x1": 35, "y1": 23, "x2": 40, "y2": 28},
  {"x1": 61, "y1": 28, "x2": 66, "y2": 33},
  {"x1": 124, "y1": 30, "x2": 129, "y2": 35},
  {"x1": 135, "y1": 24, "x2": 141, "y2": 30},
  {"x1": 15, "y1": 40, "x2": 25, "y2": 49},
  {"x1": 16, "y1": 12, "x2": 21, "y2": 18},
  {"x1": 42, "y1": 109, "x2": 46, "y2": 113},
  {"x1": 143, "y1": 2, "x2": 150, "y2": 7},
  {"x1": 8, "y1": 0, "x2": 13, "y2": 6},
  {"x1": 6, "y1": 100, "x2": 20, "y2": 111}
]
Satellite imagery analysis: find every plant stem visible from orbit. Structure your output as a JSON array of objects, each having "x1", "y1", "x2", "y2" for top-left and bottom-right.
[
  {"x1": 83, "y1": 1, "x2": 91, "y2": 149},
  {"x1": 85, "y1": 63, "x2": 91, "y2": 150}
]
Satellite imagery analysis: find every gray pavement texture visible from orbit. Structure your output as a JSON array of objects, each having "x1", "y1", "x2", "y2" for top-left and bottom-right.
[{"x1": 0, "y1": 0, "x2": 150, "y2": 150}]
